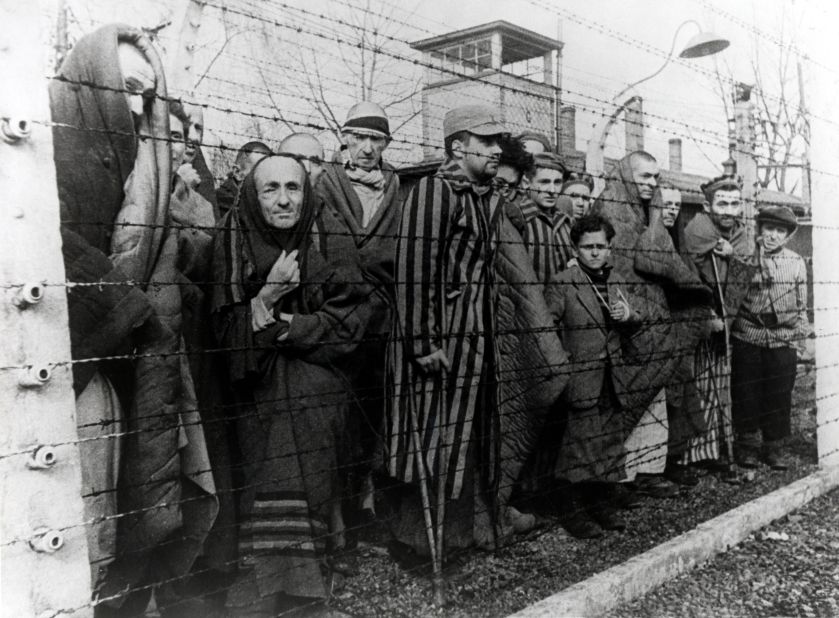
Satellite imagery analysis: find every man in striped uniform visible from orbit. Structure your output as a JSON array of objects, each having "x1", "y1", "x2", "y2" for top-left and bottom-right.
[
  {"x1": 388, "y1": 104, "x2": 512, "y2": 561},
  {"x1": 518, "y1": 153, "x2": 574, "y2": 292}
]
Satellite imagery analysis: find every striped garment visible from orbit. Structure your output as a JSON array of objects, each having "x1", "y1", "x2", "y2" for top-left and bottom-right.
[
  {"x1": 732, "y1": 246, "x2": 809, "y2": 348},
  {"x1": 518, "y1": 199, "x2": 573, "y2": 288},
  {"x1": 389, "y1": 158, "x2": 502, "y2": 500}
]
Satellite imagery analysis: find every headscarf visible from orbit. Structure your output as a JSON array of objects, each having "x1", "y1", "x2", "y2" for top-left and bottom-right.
[
  {"x1": 213, "y1": 154, "x2": 317, "y2": 309},
  {"x1": 51, "y1": 23, "x2": 171, "y2": 283}
]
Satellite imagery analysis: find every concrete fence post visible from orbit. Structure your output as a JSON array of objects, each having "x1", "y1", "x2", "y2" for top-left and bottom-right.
[
  {"x1": 0, "y1": 2, "x2": 92, "y2": 616},
  {"x1": 810, "y1": 18, "x2": 839, "y2": 467}
]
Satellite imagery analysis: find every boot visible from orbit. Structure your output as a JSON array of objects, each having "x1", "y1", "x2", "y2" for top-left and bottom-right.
[{"x1": 557, "y1": 483, "x2": 602, "y2": 539}]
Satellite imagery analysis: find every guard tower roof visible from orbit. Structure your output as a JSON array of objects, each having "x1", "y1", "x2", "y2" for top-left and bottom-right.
[{"x1": 410, "y1": 20, "x2": 562, "y2": 64}]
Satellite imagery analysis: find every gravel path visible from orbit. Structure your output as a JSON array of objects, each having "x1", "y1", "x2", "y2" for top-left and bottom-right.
[
  {"x1": 605, "y1": 486, "x2": 839, "y2": 618},
  {"x1": 331, "y1": 437, "x2": 818, "y2": 617}
]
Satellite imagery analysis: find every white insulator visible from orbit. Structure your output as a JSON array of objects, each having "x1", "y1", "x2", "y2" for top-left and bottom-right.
[
  {"x1": 1, "y1": 117, "x2": 31, "y2": 143},
  {"x1": 18, "y1": 364, "x2": 51, "y2": 388},
  {"x1": 12, "y1": 282, "x2": 45, "y2": 308},
  {"x1": 26, "y1": 446, "x2": 57, "y2": 470},
  {"x1": 29, "y1": 528, "x2": 64, "y2": 553}
]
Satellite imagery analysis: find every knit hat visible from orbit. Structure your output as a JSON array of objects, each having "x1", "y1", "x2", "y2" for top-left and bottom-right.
[
  {"x1": 443, "y1": 105, "x2": 507, "y2": 139},
  {"x1": 756, "y1": 205, "x2": 797, "y2": 233},
  {"x1": 342, "y1": 101, "x2": 390, "y2": 138}
]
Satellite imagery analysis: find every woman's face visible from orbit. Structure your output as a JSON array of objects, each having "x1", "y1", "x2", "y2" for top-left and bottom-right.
[{"x1": 254, "y1": 157, "x2": 306, "y2": 229}]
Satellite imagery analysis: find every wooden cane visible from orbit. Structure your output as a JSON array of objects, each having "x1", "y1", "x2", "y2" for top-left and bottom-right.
[{"x1": 711, "y1": 254, "x2": 736, "y2": 475}]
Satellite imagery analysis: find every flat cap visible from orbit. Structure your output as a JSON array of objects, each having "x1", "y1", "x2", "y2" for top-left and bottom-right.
[
  {"x1": 443, "y1": 104, "x2": 507, "y2": 139},
  {"x1": 531, "y1": 152, "x2": 566, "y2": 175},
  {"x1": 756, "y1": 205, "x2": 797, "y2": 233}
]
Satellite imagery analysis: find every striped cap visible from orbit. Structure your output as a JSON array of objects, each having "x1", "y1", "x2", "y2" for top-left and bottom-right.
[{"x1": 342, "y1": 101, "x2": 390, "y2": 138}]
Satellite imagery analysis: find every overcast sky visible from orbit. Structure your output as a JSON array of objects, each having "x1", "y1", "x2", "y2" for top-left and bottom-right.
[{"x1": 53, "y1": 0, "x2": 836, "y2": 187}]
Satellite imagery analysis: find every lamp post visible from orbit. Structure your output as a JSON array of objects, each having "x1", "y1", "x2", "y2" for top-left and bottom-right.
[{"x1": 585, "y1": 20, "x2": 730, "y2": 195}]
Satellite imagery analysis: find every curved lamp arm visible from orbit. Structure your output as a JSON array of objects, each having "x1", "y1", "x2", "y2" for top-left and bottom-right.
[{"x1": 610, "y1": 20, "x2": 701, "y2": 104}]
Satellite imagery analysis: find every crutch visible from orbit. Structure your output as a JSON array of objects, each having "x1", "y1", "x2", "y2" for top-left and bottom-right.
[{"x1": 711, "y1": 254, "x2": 737, "y2": 479}]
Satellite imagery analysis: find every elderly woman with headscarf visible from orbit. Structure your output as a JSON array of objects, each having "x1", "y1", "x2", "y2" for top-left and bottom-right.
[{"x1": 212, "y1": 154, "x2": 369, "y2": 617}]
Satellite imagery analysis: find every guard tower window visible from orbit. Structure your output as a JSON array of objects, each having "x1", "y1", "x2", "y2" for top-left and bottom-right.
[{"x1": 432, "y1": 37, "x2": 492, "y2": 78}]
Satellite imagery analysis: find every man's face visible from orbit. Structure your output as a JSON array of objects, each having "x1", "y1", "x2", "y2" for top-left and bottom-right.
[
  {"x1": 631, "y1": 158, "x2": 660, "y2": 201},
  {"x1": 456, "y1": 134, "x2": 502, "y2": 182},
  {"x1": 254, "y1": 157, "x2": 306, "y2": 229},
  {"x1": 562, "y1": 183, "x2": 592, "y2": 219},
  {"x1": 528, "y1": 167, "x2": 564, "y2": 210},
  {"x1": 574, "y1": 230, "x2": 611, "y2": 271},
  {"x1": 493, "y1": 164, "x2": 522, "y2": 199},
  {"x1": 118, "y1": 43, "x2": 155, "y2": 119},
  {"x1": 344, "y1": 130, "x2": 387, "y2": 171},
  {"x1": 706, "y1": 189, "x2": 742, "y2": 231},
  {"x1": 759, "y1": 221, "x2": 790, "y2": 252},
  {"x1": 169, "y1": 114, "x2": 186, "y2": 171},
  {"x1": 522, "y1": 139, "x2": 547, "y2": 155},
  {"x1": 184, "y1": 105, "x2": 204, "y2": 164},
  {"x1": 659, "y1": 188, "x2": 682, "y2": 229}
]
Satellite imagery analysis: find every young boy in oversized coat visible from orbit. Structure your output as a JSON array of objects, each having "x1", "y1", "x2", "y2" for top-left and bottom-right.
[{"x1": 545, "y1": 214, "x2": 643, "y2": 538}]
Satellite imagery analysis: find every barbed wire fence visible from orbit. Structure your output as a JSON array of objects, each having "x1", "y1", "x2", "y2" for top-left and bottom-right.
[{"x1": 2, "y1": 0, "x2": 838, "y2": 616}]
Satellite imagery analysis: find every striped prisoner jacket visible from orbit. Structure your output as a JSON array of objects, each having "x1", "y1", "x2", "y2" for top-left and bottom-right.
[
  {"x1": 389, "y1": 158, "x2": 503, "y2": 500},
  {"x1": 518, "y1": 198, "x2": 573, "y2": 290}
]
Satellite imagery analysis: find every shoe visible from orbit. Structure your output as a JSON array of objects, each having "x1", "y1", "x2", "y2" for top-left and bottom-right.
[
  {"x1": 633, "y1": 474, "x2": 679, "y2": 499},
  {"x1": 664, "y1": 462, "x2": 699, "y2": 487},
  {"x1": 505, "y1": 506, "x2": 537, "y2": 534},
  {"x1": 327, "y1": 547, "x2": 359, "y2": 577},
  {"x1": 762, "y1": 444, "x2": 791, "y2": 470},
  {"x1": 586, "y1": 503, "x2": 626, "y2": 532},
  {"x1": 736, "y1": 448, "x2": 761, "y2": 469},
  {"x1": 611, "y1": 483, "x2": 642, "y2": 510}
]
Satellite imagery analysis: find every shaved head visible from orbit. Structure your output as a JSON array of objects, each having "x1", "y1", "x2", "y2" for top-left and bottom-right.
[{"x1": 279, "y1": 133, "x2": 325, "y2": 185}]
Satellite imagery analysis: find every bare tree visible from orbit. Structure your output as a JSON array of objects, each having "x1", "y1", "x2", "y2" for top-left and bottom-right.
[
  {"x1": 266, "y1": 0, "x2": 424, "y2": 143},
  {"x1": 709, "y1": 1, "x2": 809, "y2": 195}
]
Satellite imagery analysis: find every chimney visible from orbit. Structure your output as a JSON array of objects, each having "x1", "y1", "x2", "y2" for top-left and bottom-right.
[
  {"x1": 668, "y1": 138, "x2": 683, "y2": 172},
  {"x1": 625, "y1": 96, "x2": 644, "y2": 153},
  {"x1": 559, "y1": 106, "x2": 576, "y2": 155}
]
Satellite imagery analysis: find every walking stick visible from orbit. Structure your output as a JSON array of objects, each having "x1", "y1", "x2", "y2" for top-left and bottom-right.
[
  {"x1": 433, "y1": 370, "x2": 449, "y2": 607},
  {"x1": 404, "y1": 362, "x2": 442, "y2": 602},
  {"x1": 710, "y1": 254, "x2": 736, "y2": 477}
]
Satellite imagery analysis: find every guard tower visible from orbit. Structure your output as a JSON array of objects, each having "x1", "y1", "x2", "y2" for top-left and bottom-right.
[{"x1": 410, "y1": 21, "x2": 562, "y2": 159}]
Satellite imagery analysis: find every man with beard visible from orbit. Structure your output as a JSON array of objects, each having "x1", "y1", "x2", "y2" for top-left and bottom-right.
[{"x1": 682, "y1": 174, "x2": 756, "y2": 469}]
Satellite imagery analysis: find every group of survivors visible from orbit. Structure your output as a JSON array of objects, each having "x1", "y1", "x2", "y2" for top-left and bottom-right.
[{"x1": 51, "y1": 26, "x2": 810, "y2": 617}]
